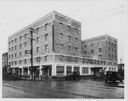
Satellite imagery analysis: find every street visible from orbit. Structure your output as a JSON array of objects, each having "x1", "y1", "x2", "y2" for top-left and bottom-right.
[{"x1": 2, "y1": 79, "x2": 124, "y2": 99}]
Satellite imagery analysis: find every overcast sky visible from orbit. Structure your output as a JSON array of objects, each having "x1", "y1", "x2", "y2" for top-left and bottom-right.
[{"x1": 0, "y1": 0, "x2": 127, "y2": 63}]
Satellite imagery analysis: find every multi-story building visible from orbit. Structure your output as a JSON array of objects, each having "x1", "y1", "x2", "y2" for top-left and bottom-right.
[
  {"x1": 2, "y1": 52, "x2": 8, "y2": 78},
  {"x1": 82, "y1": 35, "x2": 118, "y2": 73},
  {"x1": 8, "y1": 11, "x2": 118, "y2": 79}
]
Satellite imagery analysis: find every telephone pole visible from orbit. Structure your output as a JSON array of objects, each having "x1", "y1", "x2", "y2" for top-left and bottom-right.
[{"x1": 29, "y1": 28, "x2": 36, "y2": 79}]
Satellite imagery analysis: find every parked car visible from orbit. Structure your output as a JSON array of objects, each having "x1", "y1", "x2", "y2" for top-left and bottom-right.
[
  {"x1": 105, "y1": 71, "x2": 124, "y2": 83},
  {"x1": 65, "y1": 72, "x2": 81, "y2": 80}
]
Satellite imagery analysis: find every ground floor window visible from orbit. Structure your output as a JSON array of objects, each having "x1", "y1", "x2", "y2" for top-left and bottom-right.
[
  {"x1": 66, "y1": 66, "x2": 72, "y2": 75},
  {"x1": 82, "y1": 67, "x2": 89, "y2": 74},
  {"x1": 74, "y1": 67, "x2": 79, "y2": 73},
  {"x1": 56, "y1": 66, "x2": 64, "y2": 76}
]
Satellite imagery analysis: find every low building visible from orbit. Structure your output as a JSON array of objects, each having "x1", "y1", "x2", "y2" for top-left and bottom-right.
[{"x1": 2, "y1": 52, "x2": 8, "y2": 79}]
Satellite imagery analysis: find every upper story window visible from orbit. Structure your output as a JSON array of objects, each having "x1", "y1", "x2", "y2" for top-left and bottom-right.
[
  {"x1": 68, "y1": 46, "x2": 71, "y2": 50},
  {"x1": 68, "y1": 36, "x2": 71, "y2": 41},
  {"x1": 15, "y1": 38, "x2": 17, "y2": 43},
  {"x1": 24, "y1": 34, "x2": 27, "y2": 39},
  {"x1": 84, "y1": 50, "x2": 86, "y2": 54},
  {"x1": 20, "y1": 44, "x2": 22, "y2": 49},
  {"x1": 90, "y1": 43, "x2": 94, "y2": 47},
  {"x1": 15, "y1": 46, "x2": 17, "y2": 50},
  {"x1": 45, "y1": 44, "x2": 48, "y2": 51},
  {"x1": 67, "y1": 25, "x2": 71, "y2": 30},
  {"x1": 36, "y1": 28, "x2": 39, "y2": 34},
  {"x1": 75, "y1": 38, "x2": 78, "y2": 42},
  {"x1": 24, "y1": 59, "x2": 27, "y2": 64},
  {"x1": 99, "y1": 48, "x2": 102, "y2": 52},
  {"x1": 45, "y1": 34, "x2": 48, "y2": 41},
  {"x1": 12, "y1": 47, "x2": 13, "y2": 51},
  {"x1": 19, "y1": 52, "x2": 22, "y2": 56},
  {"x1": 12, "y1": 40, "x2": 13, "y2": 44},
  {"x1": 9, "y1": 41, "x2": 10, "y2": 45},
  {"x1": 59, "y1": 22, "x2": 63, "y2": 26},
  {"x1": 45, "y1": 23, "x2": 48, "y2": 30},
  {"x1": 36, "y1": 37, "x2": 39, "y2": 43},
  {"x1": 36, "y1": 47, "x2": 39, "y2": 53},
  {"x1": 24, "y1": 42, "x2": 27, "y2": 47},
  {"x1": 15, "y1": 53, "x2": 17, "y2": 58},
  {"x1": 20, "y1": 36, "x2": 22, "y2": 41},
  {"x1": 74, "y1": 47, "x2": 78, "y2": 52},
  {"x1": 91, "y1": 49, "x2": 94, "y2": 54}
]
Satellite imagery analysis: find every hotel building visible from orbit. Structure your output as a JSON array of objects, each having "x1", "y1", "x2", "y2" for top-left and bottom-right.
[{"x1": 8, "y1": 11, "x2": 118, "y2": 78}]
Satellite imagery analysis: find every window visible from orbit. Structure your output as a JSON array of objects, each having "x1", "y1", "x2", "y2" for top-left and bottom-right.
[
  {"x1": 91, "y1": 43, "x2": 93, "y2": 47},
  {"x1": 74, "y1": 47, "x2": 78, "y2": 51},
  {"x1": 44, "y1": 56, "x2": 48, "y2": 62},
  {"x1": 84, "y1": 45, "x2": 86, "y2": 48},
  {"x1": 45, "y1": 23, "x2": 48, "y2": 30},
  {"x1": 68, "y1": 36, "x2": 71, "y2": 41},
  {"x1": 68, "y1": 46, "x2": 71, "y2": 50},
  {"x1": 45, "y1": 34, "x2": 48, "y2": 41},
  {"x1": 12, "y1": 40, "x2": 13, "y2": 44},
  {"x1": 15, "y1": 46, "x2": 16, "y2": 50},
  {"x1": 75, "y1": 38, "x2": 78, "y2": 42},
  {"x1": 74, "y1": 67, "x2": 79, "y2": 72},
  {"x1": 36, "y1": 47, "x2": 39, "y2": 53},
  {"x1": 99, "y1": 48, "x2": 102, "y2": 52},
  {"x1": 82, "y1": 67, "x2": 89, "y2": 74},
  {"x1": 98, "y1": 55, "x2": 102, "y2": 59},
  {"x1": 15, "y1": 38, "x2": 17, "y2": 43},
  {"x1": 91, "y1": 49, "x2": 94, "y2": 54},
  {"x1": 24, "y1": 42, "x2": 27, "y2": 47},
  {"x1": 84, "y1": 50, "x2": 86, "y2": 54},
  {"x1": 36, "y1": 57, "x2": 41, "y2": 63},
  {"x1": 24, "y1": 34, "x2": 27, "y2": 38},
  {"x1": 15, "y1": 53, "x2": 17, "y2": 58},
  {"x1": 11, "y1": 54, "x2": 13, "y2": 58},
  {"x1": 56, "y1": 66, "x2": 64, "y2": 74},
  {"x1": 67, "y1": 25, "x2": 71, "y2": 29},
  {"x1": 109, "y1": 54, "x2": 110, "y2": 58},
  {"x1": 20, "y1": 44, "x2": 22, "y2": 49},
  {"x1": 20, "y1": 36, "x2": 22, "y2": 41},
  {"x1": 12, "y1": 47, "x2": 13, "y2": 51},
  {"x1": 15, "y1": 61, "x2": 17, "y2": 65},
  {"x1": 36, "y1": 28, "x2": 39, "y2": 34},
  {"x1": 20, "y1": 52, "x2": 22, "y2": 56},
  {"x1": 45, "y1": 44, "x2": 48, "y2": 51},
  {"x1": 19, "y1": 60, "x2": 22, "y2": 64},
  {"x1": 24, "y1": 59, "x2": 27, "y2": 64},
  {"x1": 66, "y1": 66, "x2": 72, "y2": 74},
  {"x1": 59, "y1": 22, "x2": 63, "y2": 26},
  {"x1": 36, "y1": 37, "x2": 39, "y2": 43},
  {"x1": 24, "y1": 50, "x2": 26, "y2": 56}
]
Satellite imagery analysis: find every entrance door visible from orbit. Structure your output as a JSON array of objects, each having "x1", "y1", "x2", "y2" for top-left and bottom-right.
[{"x1": 42, "y1": 65, "x2": 52, "y2": 78}]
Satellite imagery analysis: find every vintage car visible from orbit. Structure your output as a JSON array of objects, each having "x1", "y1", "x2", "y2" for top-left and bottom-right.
[{"x1": 105, "y1": 71, "x2": 124, "y2": 83}]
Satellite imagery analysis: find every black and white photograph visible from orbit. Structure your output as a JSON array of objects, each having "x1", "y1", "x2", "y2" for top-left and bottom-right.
[{"x1": 0, "y1": 0, "x2": 127, "y2": 100}]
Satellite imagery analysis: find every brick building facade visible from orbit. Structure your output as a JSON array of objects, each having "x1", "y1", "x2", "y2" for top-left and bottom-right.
[{"x1": 8, "y1": 11, "x2": 118, "y2": 79}]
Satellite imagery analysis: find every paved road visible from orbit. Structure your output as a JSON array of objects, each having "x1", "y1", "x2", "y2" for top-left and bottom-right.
[{"x1": 2, "y1": 79, "x2": 124, "y2": 98}]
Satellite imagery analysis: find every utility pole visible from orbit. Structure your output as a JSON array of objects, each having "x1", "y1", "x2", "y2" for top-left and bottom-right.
[{"x1": 28, "y1": 28, "x2": 36, "y2": 79}]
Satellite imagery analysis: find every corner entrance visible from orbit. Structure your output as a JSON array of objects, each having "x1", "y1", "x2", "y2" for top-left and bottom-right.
[{"x1": 42, "y1": 65, "x2": 52, "y2": 78}]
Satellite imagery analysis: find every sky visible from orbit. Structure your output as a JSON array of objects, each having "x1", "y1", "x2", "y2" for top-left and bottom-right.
[{"x1": 0, "y1": 0, "x2": 127, "y2": 63}]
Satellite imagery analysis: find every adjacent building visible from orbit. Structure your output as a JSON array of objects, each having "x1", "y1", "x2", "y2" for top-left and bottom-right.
[
  {"x1": 8, "y1": 11, "x2": 118, "y2": 79},
  {"x1": 2, "y1": 52, "x2": 8, "y2": 78}
]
